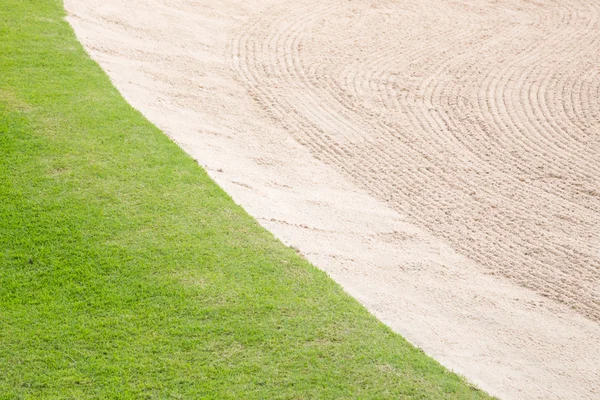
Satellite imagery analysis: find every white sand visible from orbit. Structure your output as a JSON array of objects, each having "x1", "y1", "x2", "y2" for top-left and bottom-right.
[{"x1": 65, "y1": 0, "x2": 600, "y2": 398}]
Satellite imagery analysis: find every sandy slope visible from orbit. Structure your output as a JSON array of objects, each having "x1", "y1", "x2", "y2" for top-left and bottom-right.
[{"x1": 65, "y1": 0, "x2": 600, "y2": 398}]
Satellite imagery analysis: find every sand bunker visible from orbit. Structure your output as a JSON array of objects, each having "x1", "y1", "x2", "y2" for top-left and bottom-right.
[{"x1": 65, "y1": 0, "x2": 600, "y2": 398}]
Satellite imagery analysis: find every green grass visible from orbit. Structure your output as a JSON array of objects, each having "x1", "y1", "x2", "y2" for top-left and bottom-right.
[{"x1": 0, "y1": 1, "x2": 493, "y2": 398}]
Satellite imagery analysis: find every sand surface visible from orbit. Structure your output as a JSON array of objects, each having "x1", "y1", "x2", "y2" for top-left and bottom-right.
[{"x1": 65, "y1": 0, "x2": 600, "y2": 398}]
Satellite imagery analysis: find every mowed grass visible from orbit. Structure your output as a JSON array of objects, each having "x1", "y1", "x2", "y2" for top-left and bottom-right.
[{"x1": 0, "y1": 1, "x2": 492, "y2": 398}]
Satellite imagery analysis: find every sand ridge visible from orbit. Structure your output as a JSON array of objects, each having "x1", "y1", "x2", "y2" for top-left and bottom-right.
[
  {"x1": 65, "y1": 0, "x2": 600, "y2": 398},
  {"x1": 232, "y1": 0, "x2": 600, "y2": 321}
]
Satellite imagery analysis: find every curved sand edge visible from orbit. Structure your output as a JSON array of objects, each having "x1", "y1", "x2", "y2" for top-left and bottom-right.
[{"x1": 65, "y1": 0, "x2": 600, "y2": 398}]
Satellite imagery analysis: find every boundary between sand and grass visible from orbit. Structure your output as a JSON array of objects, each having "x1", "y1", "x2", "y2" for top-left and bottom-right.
[{"x1": 0, "y1": 1, "x2": 493, "y2": 398}]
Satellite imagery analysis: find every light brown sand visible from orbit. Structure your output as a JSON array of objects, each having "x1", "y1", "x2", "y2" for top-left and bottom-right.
[{"x1": 65, "y1": 0, "x2": 600, "y2": 398}]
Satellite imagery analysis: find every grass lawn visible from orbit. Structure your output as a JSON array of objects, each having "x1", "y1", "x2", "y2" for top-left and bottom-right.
[{"x1": 0, "y1": 0, "x2": 493, "y2": 398}]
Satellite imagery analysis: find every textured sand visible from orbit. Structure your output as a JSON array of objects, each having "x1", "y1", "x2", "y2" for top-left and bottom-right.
[{"x1": 65, "y1": 0, "x2": 600, "y2": 398}]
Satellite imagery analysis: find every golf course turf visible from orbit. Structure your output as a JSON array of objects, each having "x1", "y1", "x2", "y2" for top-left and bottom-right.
[{"x1": 0, "y1": 1, "x2": 492, "y2": 398}]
